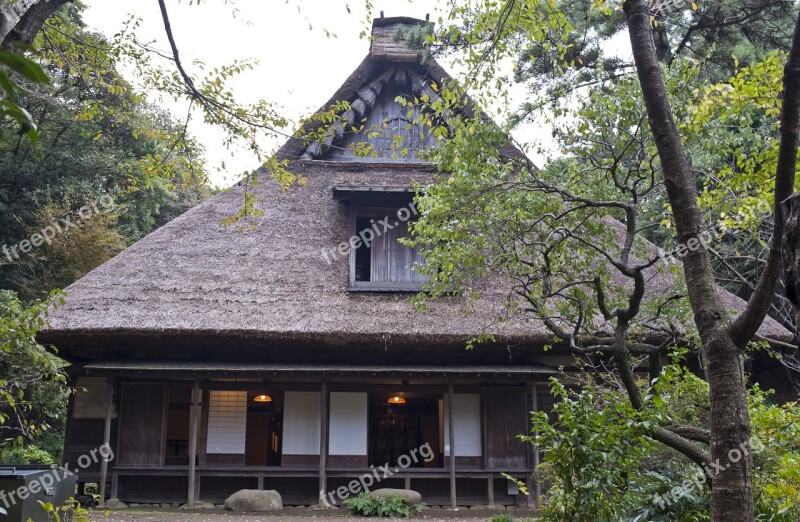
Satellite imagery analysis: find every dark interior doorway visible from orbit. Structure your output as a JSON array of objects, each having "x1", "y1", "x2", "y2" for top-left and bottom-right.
[
  {"x1": 245, "y1": 392, "x2": 283, "y2": 466},
  {"x1": 164, "y1": 388, "x2": 198, "y2": 465},
  {"x1": 368, "y1": 393, "x2": 441, "y2": 468}
]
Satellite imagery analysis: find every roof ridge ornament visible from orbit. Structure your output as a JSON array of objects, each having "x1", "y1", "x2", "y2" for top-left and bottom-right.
[{"x1": 370, "y1": 16, "x2": 433, "y2": 63}]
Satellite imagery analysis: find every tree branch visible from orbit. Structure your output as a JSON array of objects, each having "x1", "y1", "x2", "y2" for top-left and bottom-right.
[{"x1": 732, "y1": 11, "x2": 800, "y2": 343}]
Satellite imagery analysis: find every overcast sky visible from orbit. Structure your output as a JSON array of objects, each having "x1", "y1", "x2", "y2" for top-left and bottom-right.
[{"x1": 80, "y1": 0, "x2": 543, "y2": 187}]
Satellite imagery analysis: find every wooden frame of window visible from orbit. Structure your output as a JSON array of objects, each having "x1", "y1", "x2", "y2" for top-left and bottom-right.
[{"x1": 347, "y1": 201, "x2": 426, "y2": 292}]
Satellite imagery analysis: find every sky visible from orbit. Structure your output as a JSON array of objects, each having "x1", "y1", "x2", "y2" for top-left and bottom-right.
[{"x1": 80, "y1": 0, "x2": 545, "y2": 187}]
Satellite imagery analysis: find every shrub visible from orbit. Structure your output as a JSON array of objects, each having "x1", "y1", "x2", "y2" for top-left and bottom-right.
[
  {"x1": 628, "y1": 469, "x2": 710, "y2": 522},
  {"x1": 1, "y1": 443, "x2": 54, "y2": 464},
  {"x1": 38, "y1": 497, "x2": 90, "y2": 522},
  {"x1": 490, "y1": 516, "x2": 536, "y2": 522},
  {"x1": 750, "y1": 391, "x2": 800, "y2": 521},
  {"x1": 528, "y1": 365, "x2": 800, "y2": 522},
  {"x1": 343, "y1": 493, "x2": 424, "y2": 518},
  {"x1": 524, "y1": 379, "x2": 655, "y2": 522}
]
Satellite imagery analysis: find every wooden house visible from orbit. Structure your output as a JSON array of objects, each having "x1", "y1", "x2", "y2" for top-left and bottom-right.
[{"x1": 38, "y1": 15, "x2": 790, "y2": 509}]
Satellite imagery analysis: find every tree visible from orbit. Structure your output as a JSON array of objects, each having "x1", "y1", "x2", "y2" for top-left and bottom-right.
[
  {"x1": 511, "y1": 0, "x2": 799, "y2": 339},
  {"x1": 0, "y1": 5, "x2": 212, "y2": 296},
  {"x1": 402, "y1": 1, "x2": 800, "y2": 520},
  {"x1": 512, "y1": 0, "x2": 797, "y2": 98},
  {"x1": 625, "y1": 1, "x2": 798, "y2": 517},
  {"x1": 0, "y1": 3, "x2": 213, "y2": 461}
]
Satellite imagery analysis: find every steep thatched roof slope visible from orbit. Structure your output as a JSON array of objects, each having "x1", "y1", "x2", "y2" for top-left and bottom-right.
[
  {"x1": 38, "y1": 162, "x2": 553, "y2": 358},
  {"x1": 38, "y1": 16, "x2": 790, "y2": 359},
  {"x1": 38, "y1": 159, "x2": 789, "y2": 358}
]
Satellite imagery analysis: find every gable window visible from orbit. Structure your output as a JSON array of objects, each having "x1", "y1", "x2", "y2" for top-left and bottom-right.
[{"x1": 334, "y1": 187, "x2": 428, "y2": 292}]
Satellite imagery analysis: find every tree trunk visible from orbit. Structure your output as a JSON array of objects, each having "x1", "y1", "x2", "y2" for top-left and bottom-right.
[
  {"x1": 782, "y1": 192, "x2": 800, "y2": 337},
  {"x1": 622, "y1": 0, "x2": 761, "y2": 519},
  {"x1": 624, "y1": 0, "x2": 800, "y2": 515},
  {"x1": 1, "y1": 0, "x2": 73, "y2": 47}
]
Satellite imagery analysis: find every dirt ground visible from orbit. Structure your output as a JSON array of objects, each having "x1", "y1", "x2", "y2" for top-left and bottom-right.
[{"x1": 89, "y1": 507, "x2": 540, "y2": 522}]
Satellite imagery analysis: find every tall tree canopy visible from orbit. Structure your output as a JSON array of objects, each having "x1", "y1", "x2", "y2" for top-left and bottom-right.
[{"x1": 402, "y1": 1, "x2": 800, "y2": 520}]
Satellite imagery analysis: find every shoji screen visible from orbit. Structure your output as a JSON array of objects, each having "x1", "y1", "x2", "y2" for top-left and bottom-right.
[
  {"x1": 283, "y1": 391, "x2": 321, "y2": 455},
  {"x1": 443, "y1": 393, "x2": 482, "y2": 457},
  {"x1": 206, "y1": 390, "x2": 247, "y2": 454},
  {"x1": 328, "y1": 392, "x2": 367, "y2": 456}
]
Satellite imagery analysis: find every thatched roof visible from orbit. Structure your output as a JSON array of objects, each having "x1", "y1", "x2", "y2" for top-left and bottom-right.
[
  {"x1": 38, "y1": 16, "x2": 791, "y2": 361},
  {"x1": 38, "y1": 159, "x2": 790, "y2": 359},
  {"x1": 39, "y1": 162, "x2": 557, "y2": 359}
]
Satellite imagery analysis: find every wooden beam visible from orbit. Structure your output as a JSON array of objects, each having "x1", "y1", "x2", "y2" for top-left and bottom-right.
[
  {"x1": 531, "y1": 383, "x2": 541, "y2": 509},
  {"x1": 448, "y1": 381, "x2": 456, "y2": 509},
  {"x1": 199, "y1": 388, "x2": 210, "y2": 466},
  {"x1": 318, "y1": 379, "x2": 329, "y2": 508},
  {"x1": 187, "y1": 380, "x2": 200, "y2": 507},
  {"x1": 98, "y1": 377, "x2": 114, "y2": 506}
]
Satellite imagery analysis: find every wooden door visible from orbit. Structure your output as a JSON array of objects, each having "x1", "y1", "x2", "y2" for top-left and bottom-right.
[
  {"x1": 483, "y1": 388, "x2": 528, "y2": 469},
  {"x1": 117, "y1": 383, "x2": 166, "y2": 466}
]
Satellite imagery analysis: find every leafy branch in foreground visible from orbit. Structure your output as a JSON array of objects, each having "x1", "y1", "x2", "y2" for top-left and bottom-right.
[{"x1": 0, "y1": 289, "x2": 66, "y2": 444}]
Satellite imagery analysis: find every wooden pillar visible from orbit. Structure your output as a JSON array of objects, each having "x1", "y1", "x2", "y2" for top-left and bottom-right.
[
  {"x1": 447, "y1": 381, "x2": 456, "y2": 509},
  {"x1": 487, "y1": 475, "x2": 495, "y2": 508},
  {"x1": 318, "y1": 379, "x2": 329, "y2": 508},
  {"x1": 187, "y1": 380, "x2": 200, "y2": 507},
  {"x1": 531, "y1": 384, "x2": 541, "y2": 509},
  {"x1": 99, "y1": 377, "x2": 114, "y2": 506},
  {"x1": 110, "y1": 472, "x2": 118, "y2": 500}
]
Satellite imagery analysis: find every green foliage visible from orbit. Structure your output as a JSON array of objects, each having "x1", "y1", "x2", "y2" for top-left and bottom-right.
[
  {"x1": 524, "y1": 379, "x2": 656, "y2": 522},
  {"x1": 628, "y1": 469, "x2": 711, "y2": 522},
  {"x1": 33, "y1": 496, "x2": 91, "y2": 522},
  {"x1": 750, "y1": 391, "x2": 800, "y2": 520},
  {"x1": 1, "y1": 443, "x2": 54, "y2": 464},
  {"x1": 506, "y1": 0, "x2": 797, "y2": 100},
  {"x1": 0, "y1": 289, "x2": 66, "y2": 445},
  {"x1": 490, "y1": 515, "x2": 515, "y2": 522},
  {"x1": 526, "y1": 371, "x2": 800, "y2": 521},
  {"x1": 0, "y1": 6, "x2": 212, "y2": 297},
  {"x1": 0, "y1": 46, "x2": 49, "y2": 142},
  {"x1": 343, "y1": 493, "x2": 424, "y2": 518}
]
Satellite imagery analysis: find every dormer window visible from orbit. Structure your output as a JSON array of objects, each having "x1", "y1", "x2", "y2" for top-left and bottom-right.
[{"x1": 332, "y1": 186, "x2": 428, "y2": 292}]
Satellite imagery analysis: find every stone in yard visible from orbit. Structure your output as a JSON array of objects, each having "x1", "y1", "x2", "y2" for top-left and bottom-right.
[
  {"x1": 104, "y1": 499, "x2": 127, "y2": 509},
  {"x1": 224, "y1": 489, "x2": 283, "y2": 512},
  {"x1": 366, "y1": 488, "x2": 422, "y2": 505}
]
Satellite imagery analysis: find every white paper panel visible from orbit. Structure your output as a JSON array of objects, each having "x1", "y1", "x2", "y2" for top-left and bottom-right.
[
  {"x1": 206, "y1": 390, "x2": 247, "y2": 454},
  {"x1": 283, "y1": 391, "x2": 321, "y2": 455},
  {"x1": 329, "y1": 392, "x2": 367, "y2": 456},
  {"x1": 444, "y1": 393, "x2": 482, "y2": 457}
]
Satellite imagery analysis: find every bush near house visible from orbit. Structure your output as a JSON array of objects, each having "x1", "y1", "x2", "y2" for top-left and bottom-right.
[
  {"x1": 527, "y1": 373, "x2": 800, "y2": 522},
  {"x1": 344, "y1": 493, "x2": 424, "y2": 518}
]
